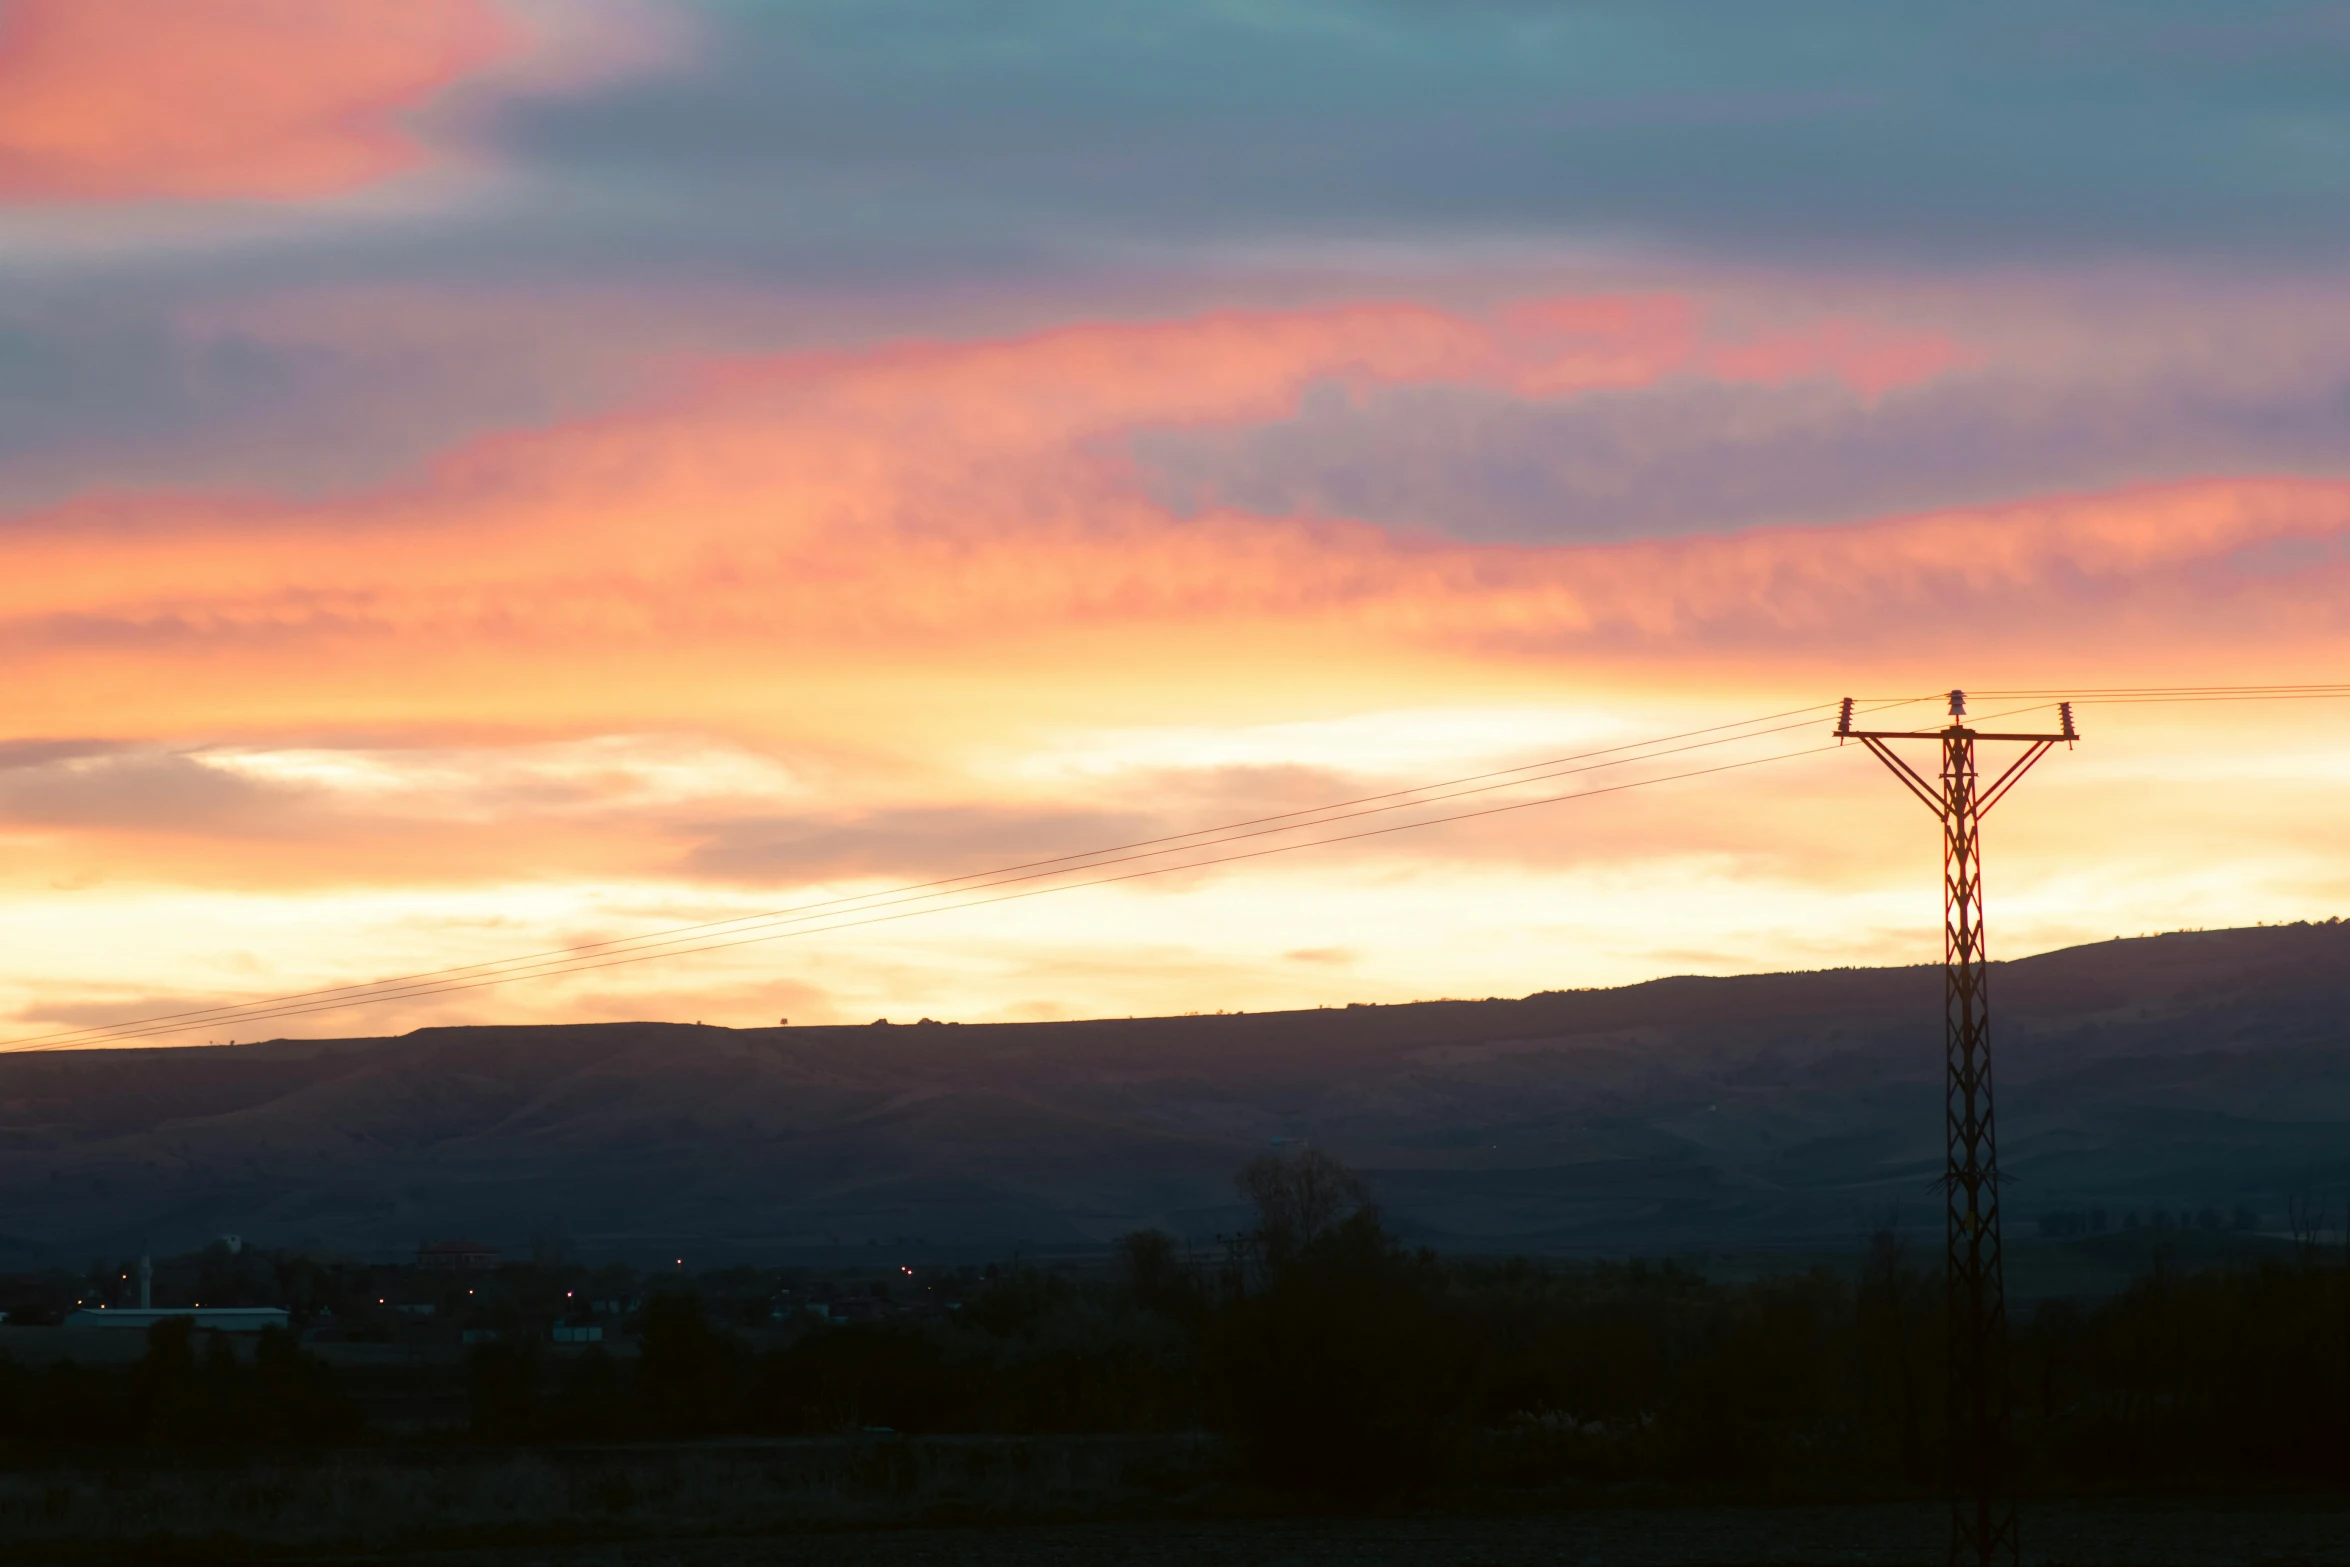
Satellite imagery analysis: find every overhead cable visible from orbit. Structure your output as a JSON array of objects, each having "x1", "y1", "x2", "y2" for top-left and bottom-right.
[{"x1": 12, "y1": 696, "x2": 1943, "y2": 1049}]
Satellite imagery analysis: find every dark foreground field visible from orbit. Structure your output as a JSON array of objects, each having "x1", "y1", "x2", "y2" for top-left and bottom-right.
[
  {"x1": 14, "y1": 1179, "x2": 2350, "y2": 1566},
  {"x1": 374, "y1": 1506, "x2": 2350, "y2": 1567},
  {"x1": 0, "y1": 1441, "x2": 2344, "y2": 1567}
]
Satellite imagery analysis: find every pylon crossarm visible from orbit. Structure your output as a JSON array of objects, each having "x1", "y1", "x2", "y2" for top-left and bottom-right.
[
  {"x1": 1976, "y1": 741, "x2": 2054, "y2": 820},
  {"x1": 1857, "y1": 736, "x2": 1944, "y2": 815},
  {"x1": 1843, "y1": 729, "x2": 2071, "y2": 743}
]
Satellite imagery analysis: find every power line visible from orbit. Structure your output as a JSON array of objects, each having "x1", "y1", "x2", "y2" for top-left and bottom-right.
[
  {"x1": 29, "y1": 740, "x2": 1854, "y2": 1048},
  {"x1": 13, "y1": 698, "x2": 1895, "y2": 1051},
  {"x1": 1969, "y1": 683, "x2": 2350, "y2": 702},
  {"x1": 10, "y1": 700, "x2": 1939, "y2": 1050},
  {"x1": 2039, "y1": 692, "x2": 2350, "y2": 706},
  {"x1": 16, "y1": 701, "x2": 1930, "y2": 1046},
  {"x1": 21, "y1": 680, "x2": 2329, "y2": 1051}
]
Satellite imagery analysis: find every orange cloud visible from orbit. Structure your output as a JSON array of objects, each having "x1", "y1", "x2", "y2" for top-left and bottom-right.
[
  {"x1": 11, "y1": 319, "x2": 2344, "y2": 1039},
  {"x1": 0, "y1": 294, "x2": 2339, "y2": 767},
  {"x1": 0, "y1": 0, "x2": 517, "y2": 201}
]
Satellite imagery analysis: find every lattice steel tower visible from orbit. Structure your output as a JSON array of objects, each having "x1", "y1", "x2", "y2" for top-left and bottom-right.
[{"x1": 1836, "y1": 689, "x2": 2078, "y2": 1567}]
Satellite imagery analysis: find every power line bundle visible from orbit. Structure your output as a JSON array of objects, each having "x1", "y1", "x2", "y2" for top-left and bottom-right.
[
  {"x1": 7, "y1": 683, "x2": 2341, "y2": 1049},
  {"x1": 13, "y1": 696, "x2": 1949, "y2": 1049}
]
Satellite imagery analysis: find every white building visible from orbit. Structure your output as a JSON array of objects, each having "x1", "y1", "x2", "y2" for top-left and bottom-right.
[{"x1": 63, "y1": 1306, "x2": 289, "y2": 1332}]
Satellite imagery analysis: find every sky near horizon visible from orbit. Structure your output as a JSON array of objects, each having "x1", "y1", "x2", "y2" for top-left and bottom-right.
[{"x1": 2, "y1": 0, "x2": 2347, "y2": 1041}]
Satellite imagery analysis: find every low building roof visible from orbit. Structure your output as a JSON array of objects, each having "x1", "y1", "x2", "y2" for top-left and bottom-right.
[{"x1": 63, "y1": 1306, "x2": 289, "y2": 1331}]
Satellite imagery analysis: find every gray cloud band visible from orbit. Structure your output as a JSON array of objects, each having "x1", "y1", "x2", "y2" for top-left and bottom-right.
[{"x1": 3, "y1": 1, "x2": 2347, "y2": 525}]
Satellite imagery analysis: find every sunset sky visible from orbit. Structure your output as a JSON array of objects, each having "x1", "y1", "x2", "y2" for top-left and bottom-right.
[{"x1": 3, "y1": 1, "x2": 2347, "y2": 1042}]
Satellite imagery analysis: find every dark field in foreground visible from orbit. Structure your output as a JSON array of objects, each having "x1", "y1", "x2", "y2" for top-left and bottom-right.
[
  {"x1": 12, "y1": 1495, "x2": 2350, "y2": 1567},
  {"x1": 362, "y1": 1505, "x2": 2350, "y2": 1567},
  {"x1": 12, "y1": 1206, "x2": 2350, "y2": 1564},
  {"x1": 0, "y1": 1440, "x2": 2343, "y2": 1566}
]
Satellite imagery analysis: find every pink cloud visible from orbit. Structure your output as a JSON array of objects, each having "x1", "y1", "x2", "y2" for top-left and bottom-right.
[
  {"x1": 0, "y1": 294, "x2": 2338, "y2": 765},
  {"x1": 1697, "y1": 316, "x2": 1970, "y2": 396},
  {"x1": 0, "y1": 0, "x2": 518, "y2": 202},
  {"x1": 1496, "y1": 295, "x2": 1964, "y2": 398}
]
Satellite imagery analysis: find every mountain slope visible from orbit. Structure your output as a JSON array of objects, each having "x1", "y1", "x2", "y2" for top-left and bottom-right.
[{"x1": 0, "y1": 923, "x2": 2343, "y2": 1264}]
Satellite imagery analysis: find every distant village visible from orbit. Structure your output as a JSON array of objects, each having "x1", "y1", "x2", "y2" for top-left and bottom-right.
[{"x1": 1, "y1": 1234, "x2": 998, "y2": 1354}]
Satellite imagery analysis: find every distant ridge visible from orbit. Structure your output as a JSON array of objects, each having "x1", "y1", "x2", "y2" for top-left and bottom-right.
[{"x1": 0, "y1": 923, "x2": 2342, "y2": 1268}]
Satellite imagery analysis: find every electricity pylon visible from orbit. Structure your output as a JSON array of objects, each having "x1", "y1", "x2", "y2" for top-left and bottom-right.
[{"x1": 1836, "y1": 689, "x2": 2078, "y2": 1567}]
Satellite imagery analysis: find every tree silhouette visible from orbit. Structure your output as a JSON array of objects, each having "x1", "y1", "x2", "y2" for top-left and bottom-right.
[{"x1": 1236, "y1": 1147, "x2": 1371, "y2": 1267}]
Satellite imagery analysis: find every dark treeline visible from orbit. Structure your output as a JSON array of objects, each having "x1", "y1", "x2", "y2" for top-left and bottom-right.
[
  {"x1": 7, "y1": 1151, "x2": 2350, "y2": 1502},
  {"x1": 0, "y1": 1317, "x2": 359, "y2": 1447}
]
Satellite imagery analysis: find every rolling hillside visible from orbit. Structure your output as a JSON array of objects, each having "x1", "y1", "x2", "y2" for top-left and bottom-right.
[{"x1": 0, "y1": 922, "x2": 2343, "y2": 1267}]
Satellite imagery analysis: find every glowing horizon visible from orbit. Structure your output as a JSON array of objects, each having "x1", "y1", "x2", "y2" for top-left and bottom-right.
[{"x1": 3, "y1": 3, "x2": 2346, "y2": 1043}]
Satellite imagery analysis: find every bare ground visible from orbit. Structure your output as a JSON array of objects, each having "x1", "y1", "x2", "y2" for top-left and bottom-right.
[{"x1": 357, "y1": 1502, "x2": 2350, "y2": 1567}]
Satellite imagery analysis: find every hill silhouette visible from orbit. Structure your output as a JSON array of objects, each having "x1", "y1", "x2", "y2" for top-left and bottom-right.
[{"x1": 0, "y1": 922, "x2": 2342, "y2": 1267}]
